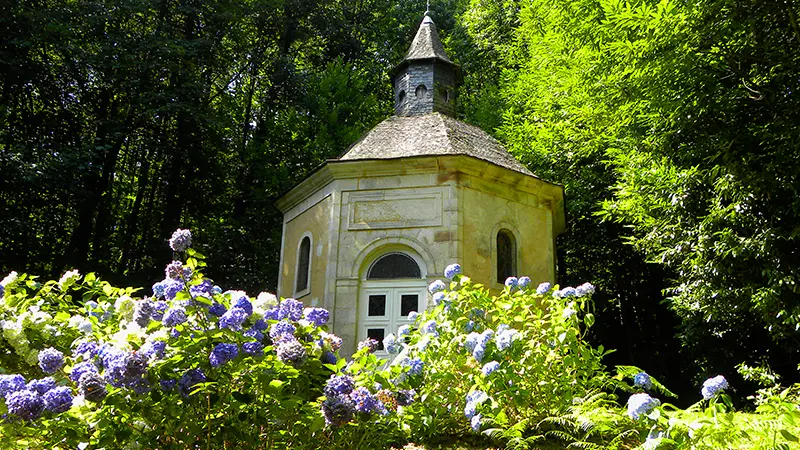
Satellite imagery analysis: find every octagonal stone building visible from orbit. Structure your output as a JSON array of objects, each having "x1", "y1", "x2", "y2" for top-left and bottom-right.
[{"x1": 275, "y1": 12, "x2": 565, "y2": 356}]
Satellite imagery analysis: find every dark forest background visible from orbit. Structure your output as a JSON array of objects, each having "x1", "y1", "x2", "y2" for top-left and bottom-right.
[{"x1": 2, "y1": 0, "x2": 799, "y2": 404}]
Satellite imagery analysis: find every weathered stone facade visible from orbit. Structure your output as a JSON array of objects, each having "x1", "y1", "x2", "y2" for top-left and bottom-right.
[{"x1": 275, "y1": 12, "x2": 565, "y2": 356}]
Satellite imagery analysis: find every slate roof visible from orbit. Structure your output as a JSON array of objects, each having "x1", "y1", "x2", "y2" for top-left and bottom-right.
[
  {"x1": 337, "y1": 113, "x2": 535, "y2": 177},
  {"x1": 403, "y1": 14, "x2": 453, "y2": 64}
]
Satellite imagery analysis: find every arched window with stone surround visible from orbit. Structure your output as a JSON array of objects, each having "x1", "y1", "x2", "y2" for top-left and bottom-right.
[
  {"x1": 496, "y1": 229, "x2": 516, "y2": 283},
  {"x1": 295, "y1": 234, "x2": 312, "y2": 296},
  {"x1": 359, "y1": 250, "x2": 426, "y2": 353}
]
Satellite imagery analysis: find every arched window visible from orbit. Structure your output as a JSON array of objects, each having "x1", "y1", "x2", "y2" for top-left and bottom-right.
[
  {"x1": 415, "y1": 84, "x2": 427, "y2": 98},
  {"x1": 295, "y1": 235, "x2": 312, "y2": 295},
  {"x1": 496, "y1": 230, "x2": 516, "y2": 283},
  {"x1": 367, "y1": 253, "x2": 421, "y2": 279},
  {"x1": 398, "y1": 90, "x2": 406, "y2": 105}
]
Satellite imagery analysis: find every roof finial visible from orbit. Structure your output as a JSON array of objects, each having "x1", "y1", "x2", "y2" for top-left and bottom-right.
[{"x1": 426, "y1": 0, "x2": 431, "y2": 15}]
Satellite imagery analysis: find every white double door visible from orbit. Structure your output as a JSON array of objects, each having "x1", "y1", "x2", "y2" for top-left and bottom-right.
[{"x1": 358, "y1": 280, "x2": 426, "y2": 354}]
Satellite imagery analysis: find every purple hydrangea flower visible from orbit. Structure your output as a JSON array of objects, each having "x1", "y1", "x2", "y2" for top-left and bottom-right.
[
  {"x1": 151, "y1": 301, "x2": 168, "y2": 321},
  {"x1": 278, "y1": 299, "x2": 304, "y2": 321},
  {"x1": 701, "y1": 375, "x2": 729, "y2": 400},
  {"x1": 482, "y1": 361, "x2": 500, "y2": 376},
  {"x1": 558, "y1": 286, "x2": 577, "y2": 298},
  {"x1": 190, "y1": 280, "x2": 213, "y2": 298},
  {"x1": 27, "y1": 377, "x2": 56, "y2": 395},
  {"x1": 69, "y1": 361, "x2": 99, "y2": 383},
  {"x1": 396, "y1": 389, "x2": 416, "y2": 406},
  {"x1": 165, "y1": 261, "x2": 190, "y2": 280},
  {"x1": 383, "y1": 334, "x2": 401, "y2": 355},
  {"x1": 405, "y1": 358, "x2": 424, "y2": 376},
  {"x1": 504, "y1": 277, "x2": 518, "y2": 289},
  {"x1": 627, "y1": 393, "x2": 660, "y2": 419},
  {"x1": 162, "y1": 307, "x2": 188, "y2": 327},
  {"x1": 252, "y1": 319, "x2": 268, "y2": 331},
  {"x1": 209, "y1": 343, "x2": 239, "y2": 368},
  {"x1": 357, "y1": 338, "x2": 380, "y2": 353},
  {"x1": 0, "y1": 374, "x2": 26, "y2": 399},
  {"x1": 160, "y1": 379, "x2": 177, "y2": 391},
  {"x1": 169, "y1": 229, "x2": 192, "y2": 252},
  {"x1": 243, "y1": 341, "x2": 264, "y2": 356},
  {"x1": 428, "y1": 280, "x2": 446, "y2": 294},
  {"x1": 178, "y1": 369, "x2": 206, "y2": 398},
  {"x1": 78, "y1": 373, "x2": 108, "y2": 402},
  {"x1": 219, "y1": 307, "x2": 248, "y2": 331},
  {"x1": 6, "y1": 390, "x2": 45, "y2": 420},
  {"x1": 141, "y1": 340, "x2": 167, "y2": 359},
  {"x1": 104, "y1": 352, "x2": 148, "y2": 389},
  {"x1": 536, "y1": 282, "x2": 552, "y2": 295},
  {"x1": 324, "y1": 375, "x2": 356, "y2": 397},
  {"x1": 163, "y1": 279, "x2": 185, "y2": 301},
  {"x1": 634, "y1": 372, "x2": 653, "y2": 390},
  {"x1": 269, "y1": 320, "x2": 296, "y2": 341},
  {"x1": 38, "y1": 348, "x2": 65, "y2": 374},
  {"x1": 243, "y1": 328, "x2": 264, "y2": 342},
  {"x1": 350, "y1": 387, "x2": 382, "y2": 414},
  {"x1": 444, "y1": 263, "x2": 461, "y2": 279},
  {"x1": 321, "y1": 396, "x2": 355, "y2": 427},
  {"x1": 133, "y1": 299, "x2": 154, "y2": 327},
  {"x1": 43, "y1": 386, "x2": 73, "y2": 413},
  {"x1": 231, "y1": 294, "x2": 253, "y2": 315},
  {"x1": 208, "y1": 302, "x2": 227, "y2": 317},
  {"x1": 276, "y1": 339, "x2": 307, "y2": 367},
  {"x1": 576, "y1": 282, "x2": 596, "y2": 297},
  {"x1": 518, "y1": 276, "x2": 531, "y2": 289},
  {"x1": 305, "y1": 308, "x2": 329, "y2": 327}
]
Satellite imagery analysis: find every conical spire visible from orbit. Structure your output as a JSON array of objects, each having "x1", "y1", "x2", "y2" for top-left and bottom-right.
[
  {"x1": 391, "y1": 11, "x2": 461, "y2": 117},
  {"x1": 403, "y1": 12, "x2": 453, "y2": 64}
]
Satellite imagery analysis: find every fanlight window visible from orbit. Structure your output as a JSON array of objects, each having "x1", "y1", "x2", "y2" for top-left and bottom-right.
[
  {"x1": 367, "y1": 253, "x2": 421, "y2": 279},
  {"x1": 496, "y1": 230, "x2": 516, "y2": 283},
  {"x1": 295, "y1": 236, "x2": 311, "y2": 293}
]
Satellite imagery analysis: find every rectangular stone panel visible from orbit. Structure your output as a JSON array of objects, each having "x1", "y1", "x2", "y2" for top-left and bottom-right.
[{"x1": 346, "y1": 188, "x2": 443, "y2": 230}]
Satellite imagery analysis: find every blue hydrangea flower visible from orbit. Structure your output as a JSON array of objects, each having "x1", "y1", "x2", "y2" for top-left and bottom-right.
[
  {"x1": 160, "y1": 379, "x2": 177, "y2": 391},
  {"x1": 557, "y1": 286, "x2": 577, "y2": 298},
  {"x1": 209, "y1": 343, "x2": 239, "y2": 368},
  {"x1": 397, "y1": 325, "x2": 411, "y2": 342},
  {"x1": 252, "y1": 319, "x2": 268, "y2": 331},
  {"x1": 324, "y1": 375, "x2": 355, "y2": 397},
  {"x1": 6, "y1": 390, "x2": 45, "y2": 420},
  {"x1": 396, "y1": 389, "x2": 416, "y2": 406},
  {"x1": 432, "y1": 292, "x2": 446, "y2": 306},
  {"x1": 208, "y1": 302, "x2": 227, "y2": 317},
  {"x1": 270, "y1": 320, "x2": 296, "y2": 341},
  {"x1": 576, "y1": 282, "x2": 596, "y2": 297},
  {"x1": 634, "y1": 372, "x2": 653, "y2": 390},
  {"x1": 471, "y1": 414, "x2": 482, "y2": 431},
  {"x1": 140, "y1": 340, "x2": 167, "y2": 360},
  {"x1": 357, "y1": 338, "x2": 380, "y2": 353},
  {"x1": 322, "y1": 351, "x2": 337, "y2": 364},
  {"x1": 536, "y1": 282, "x2": 551, "y2": 295},
  {"x1": 152, "y1": 281, "x2": 167, "y2": 298},
  {"x1": 481, "y1": 361, "x2": 500, "y2": 376},
  {"x1": 407, "y1": 311, "x2": 418, "y2": 322},
  {"x1": 151, "y1": 301, "x2": 168, "y2": 321},
  {"x1": 178, "y1": 369, "x2": 206, "y2": 398},
  {"x1": 103, "y1": 351, "x2": 148, "y2": 389},
  {"x1": 495, "y1": 328, "x2": 519, "y2": 351},
  {"x1": 43, "y1": 386, "x2": 73, "y2": 413},
  {"x1": 444, "y1": 263, "x2": 461, "y2": 279},
  {"x1": 162, "y1": 307, "x2": 188, "y2": 327},
  {"x1": 165, "y1": 261, "x2": 190, "y2": 280},
  {"x1": 0, "y1": 284, "x2": 4, "y2": 297},
  {"x1": 163, "y1": 279, "x2": 185, "y2": 300},
  {"x1": 0, "y1": 374, "x2": 26, "y2": 399},
  {"x1": 231, "y1": 294, "x2": 253, "y2": 315},
  {"x1": 305, "y1": 308, "x2": 329, "y2": 327},
  {"x1": 169, "y1": 228, "x2": 192, "y2": 252},
  {"x1": 278, "y1": 299, "x2": 304, "y2": 321},
  {"x1": 243, "y1": 328, "x2": 264, "y2": 342},
  {"x1": 465, "y1": 332, "x2": 481, "y2": 353},
  {"x1": 78, "y1": 373, "x2": 108, "y2": 402},
  {"x1": 190, "y1": 280, "x2": 213, "y2": 298},
  {"x1": 219, "y1": 307, "x2": 248, "y2": 331},
  {"x1": 27, "y1": 377, "x2": 56, "y2": 395},
  {"x1": 243, "y1": 341, "x2": 264, "y2": 356},
  {"x1": 350, "y1": 387, "x2": 382, "y2": 413},
  {"x1": 472, "y1": 344, "x2": 485, "y2": 363},
  {"x1": 428, "y1": 280, "x2": 446, "y2": 294},
  {"x1": 321, "y1": 396, "x2": 355, "y2": 427},
  {"x1": 627, "y1": 393, "x2": 660, "y2": 420},
  {"x1": 518, "y1": 276, "x2": 531, "y2": 289},
  {"x1": 406, "y1": 358, "x2": 424, "y2": 376},
  {"x1": 133, "y1": 300, "x2": 154, "y2": 327},
  {"x1": 464, "y1": 400, "x2": 477, "y2": 419},
  {"x1": 421, "y1": 320, "x2": 438, "y2": 336},
  {"x1": 383, "y1": 334, "x2": 401, "y2": 355},
  {"x1": 479, "y1": 329, "x2": 494, "y2": 347},
  {"x1": 701, "y1": 375, "x2": 729, "y2": 399},
  {"x1": 464, "y1": 390, "x2": 488, "y2": 419},
  {"x1": 276, "y1": 339, "x2": 307, "y2": 367},
  {"x1": 69, "y1": 361, "x2": 98, "y2": 383},
  {"x1": 504, "y1": 277, "x2": 518, "y2": 289},
  {"x1": 38, "y1": 348, "x2": 65, "y2": 374}
]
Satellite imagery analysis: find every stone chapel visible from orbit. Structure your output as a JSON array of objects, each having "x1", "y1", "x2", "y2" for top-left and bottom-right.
[{"x1": 275, "y1": 12, "x2": 565, "y2": 356}]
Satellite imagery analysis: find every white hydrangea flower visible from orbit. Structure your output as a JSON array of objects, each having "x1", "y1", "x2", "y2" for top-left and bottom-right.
[
  {"x1": 114, "y1": 295, "x2": 135, "y2": 321},
  {"x1": 58, "y1": 269, "x2": 81, "y2": 289},
  {"x1": 253, "y1": 292, "x2": 278, "y2": 315},
  {"x1": 0, "y1": 271, "x2": 18, "y2": 287}
]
